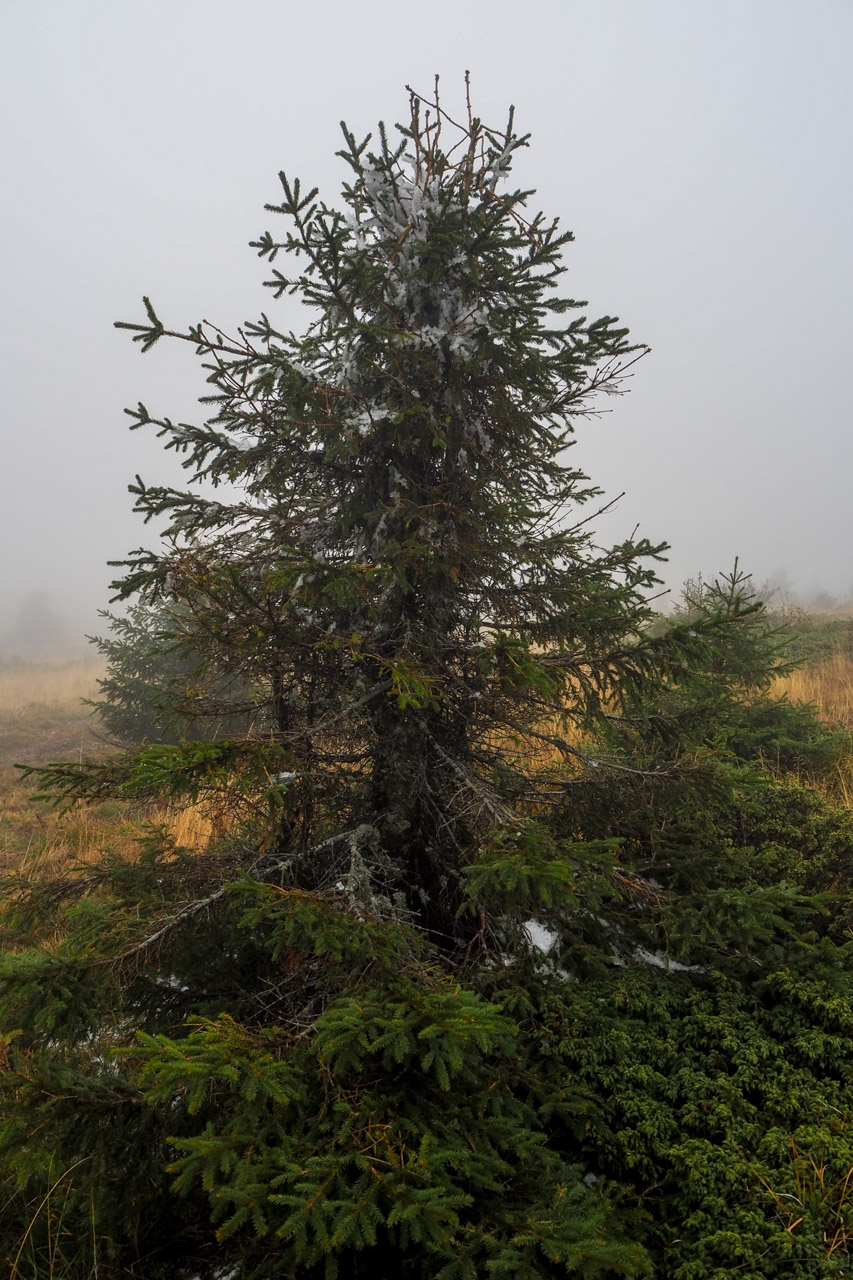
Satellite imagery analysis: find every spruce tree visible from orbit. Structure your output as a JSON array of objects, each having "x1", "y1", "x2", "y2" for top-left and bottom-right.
[
  {"x1": 6, "y1": 82, "x2": 853, "y2": 1280},
  {"x1": 37, "y1": 80, "x2": 683, "y2": 940},
  {"x1": 89, "y1": 600, "x2": 254, "y2": 745},
  {"x1": 98, "y1": 80, "x2": 668, "y2": 945}
]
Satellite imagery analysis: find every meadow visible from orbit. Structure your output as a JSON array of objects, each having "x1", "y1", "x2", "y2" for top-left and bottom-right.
[
  {"x1": 2, "y1": 620, "x2": 853, "y2": 879},
  {"x1": 0, "y1": 657, "x2": 211, "y2": 878}
]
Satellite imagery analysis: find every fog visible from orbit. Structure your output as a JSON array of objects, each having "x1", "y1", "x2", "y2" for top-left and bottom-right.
[{"x1": 2, "y1": 0, "x2": 852, "y2": 655}]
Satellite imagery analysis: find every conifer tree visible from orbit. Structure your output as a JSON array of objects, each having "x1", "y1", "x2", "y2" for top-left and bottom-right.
[
  {"x1": 98, "y1": 79, "x2": 670, "y2": 943},
  {"x1": 41, "y1": 79, "x2": 680, "y2": 940},
  {"x1": 89, "y1": 600, "x2": 253, "y2": 745}
]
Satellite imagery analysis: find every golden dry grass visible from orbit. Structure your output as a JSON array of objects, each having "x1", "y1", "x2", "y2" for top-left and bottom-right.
[
  {"x1": 773, "y1": 651, "x2": 853, "y2": 729},
  {"x1": 772, "y1": 649, "x2": 853, "y2": 804},
  {"x1": 0, "y1": 657, "x2": 107, "y2": 716},
  {"x1": 5, "y1": 798, "x2": 217, "y2": 880},
  {"x1": 4, "y1": 643, "x2": 853, "y2": 879},
  {"x1": 0, "y1": 658, "x2": 213, "y2": 878}
]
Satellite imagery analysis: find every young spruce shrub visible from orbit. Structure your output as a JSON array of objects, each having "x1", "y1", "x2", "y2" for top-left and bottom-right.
[{"x1": 89, "y1": 599, "x2": 255, "y2": 746}]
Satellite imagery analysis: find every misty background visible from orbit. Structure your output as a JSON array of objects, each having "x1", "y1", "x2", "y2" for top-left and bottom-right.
[{"x1": 2, "y1": 0, "x2": 852, "y2": 658}]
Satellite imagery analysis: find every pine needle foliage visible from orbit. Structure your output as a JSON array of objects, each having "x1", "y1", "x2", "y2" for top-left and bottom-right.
[
  {"x1": 89, "y1": 600, "x2": 254, "y2": 745},
  {"x1": 4, "y1": 81, "x2": 853, "y2": 1279}
]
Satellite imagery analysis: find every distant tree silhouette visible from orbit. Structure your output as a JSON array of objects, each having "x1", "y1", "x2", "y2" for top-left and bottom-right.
[{"x1": 1, "y1": 590, "x2": 71, "y2": 657}]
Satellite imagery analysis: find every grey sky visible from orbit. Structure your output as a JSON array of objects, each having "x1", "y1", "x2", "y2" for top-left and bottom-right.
[{"x1": 2, "y1": 0, "x2": 852, "y2": 648}]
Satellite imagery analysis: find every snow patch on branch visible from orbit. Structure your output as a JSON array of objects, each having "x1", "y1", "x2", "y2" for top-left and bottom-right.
[
  {"x1": 633, "y1": 947, "x2": 704, "y2": 974},
  {"x1": 361, "y1": 157, "x2": 442, "y2": 239},
  {"x1": 522, "y1": 917, "x2": 560, "y2": 956}
]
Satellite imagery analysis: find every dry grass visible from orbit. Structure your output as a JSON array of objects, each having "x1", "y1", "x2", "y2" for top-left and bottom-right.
[
  {"x1": 4, "y1": 643, "x2": 853, "y2": 879},
  {"x1": 0, "y1": 657, "x2": 107, "y2": 716},
  {"x1": 0, "y1": 657, "x2": 213, "y2": 878},
  {"x1": 772, "y1": 649, "x2": 853, "y2": 804},
  {"x1": 773, "y1": 651, "x2": 853, "y2": 729},
  {"x1": 5, "y1": 799, "x2": 218, "y2": 881}
]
